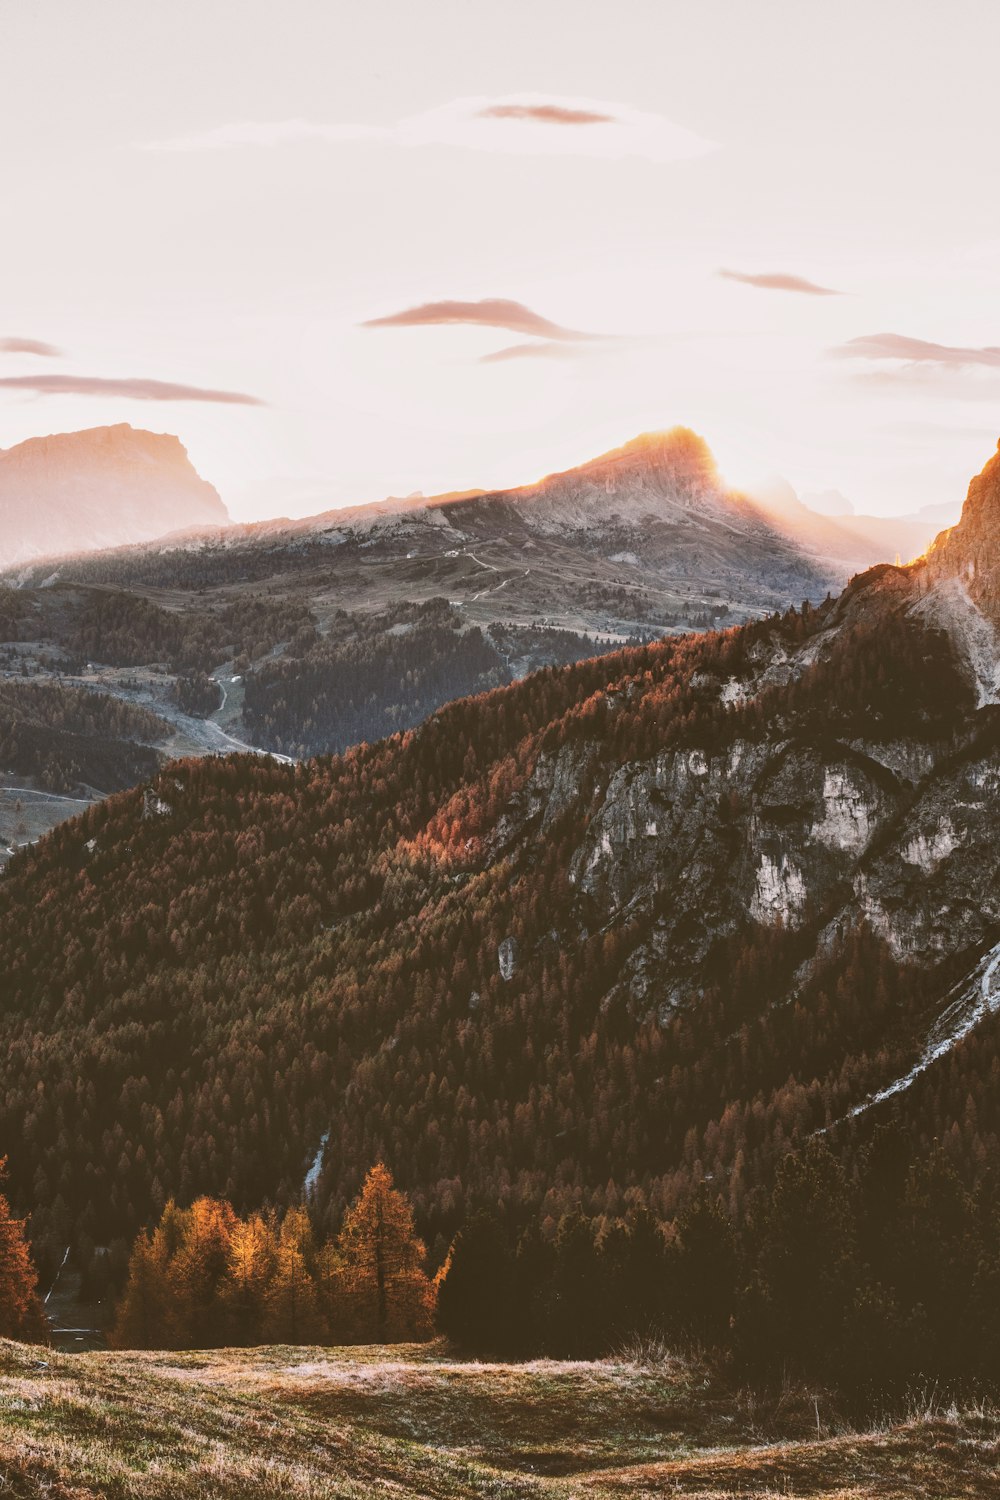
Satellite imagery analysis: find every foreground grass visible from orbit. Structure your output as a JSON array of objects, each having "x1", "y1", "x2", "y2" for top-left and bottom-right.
[{"x1": 1, "y1": 1338, "x2": 998, "y2": 1498}]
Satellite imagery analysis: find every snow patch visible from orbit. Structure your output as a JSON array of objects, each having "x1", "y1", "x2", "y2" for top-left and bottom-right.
[{"x1": 831, "y1": 939, "x2": 1000, "y2": 1127}]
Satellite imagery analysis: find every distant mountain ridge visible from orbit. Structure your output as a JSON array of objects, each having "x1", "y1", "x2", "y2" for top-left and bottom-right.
[
  {"x1": 14, "y1": 426, "x2": 838, "y2": 628},
  {"x1": 0, "y1": 424, "x2": 229, "y2": 567}
]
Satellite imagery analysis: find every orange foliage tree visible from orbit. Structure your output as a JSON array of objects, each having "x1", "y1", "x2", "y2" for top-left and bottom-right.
[
  {"x1": 0, "y1": 1159, "x2": 46, "y2": 1341},
  {"x1": 331, "y1": 1163, "x2": 435, "y2": 1342},
  {"x1": 112, "y1": 1165, "x2": 434, "y2": 1349}
]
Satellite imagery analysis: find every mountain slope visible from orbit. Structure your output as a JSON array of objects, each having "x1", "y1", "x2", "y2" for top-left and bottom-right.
[
  {"x1": 5, "y1": 441, "x2": 1000, "y2": 1267},
  {"x1": 0, "y1": 427, "x2": 838, "y2": 856},
  {"x1": 9, "y1": 427, "x2": 839, "y2": 633},
  {"x1": 0, "y1": 424, "x2": 228, "y2": 567}
]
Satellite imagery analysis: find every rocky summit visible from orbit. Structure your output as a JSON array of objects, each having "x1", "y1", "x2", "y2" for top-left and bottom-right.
[{"x1": 0, "y1": 424, "x2": 228, "y2": 567}]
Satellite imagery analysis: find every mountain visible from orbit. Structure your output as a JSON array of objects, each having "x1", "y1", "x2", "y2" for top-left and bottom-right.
[
  {"x1": 746, "y1": 473, "x2": 942, "y2": 571},
  {"x1": 0, "y1": 424, "x2": 229, "y2": 567},
  {"x1": 0, "y1": 428, "x2": 843, "y2": 858},
  {"x1": 8, "y1": 427, "x2": 840, "y2": 629},
  {"x1": 3, "y1": 438, "x2": 1000, "y2": 1270}
]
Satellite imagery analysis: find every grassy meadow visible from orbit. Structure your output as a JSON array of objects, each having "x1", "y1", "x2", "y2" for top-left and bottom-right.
[{"x1": 1, "y1": 1337, "x2": 999, "y2": 1498}]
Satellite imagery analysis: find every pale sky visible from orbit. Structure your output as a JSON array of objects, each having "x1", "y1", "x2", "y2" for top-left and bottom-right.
[{"x1": 2, "y1": 0, "x2": 1000, "y2": 521}]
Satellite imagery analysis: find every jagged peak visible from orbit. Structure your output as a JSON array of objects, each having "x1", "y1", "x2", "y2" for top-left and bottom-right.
[
  {"x1": 566, "y1": 426, "x2": 719, "y2": 483},
  {"x1": 922, "y1": 440, "x2": 1000, "y2": 576}
]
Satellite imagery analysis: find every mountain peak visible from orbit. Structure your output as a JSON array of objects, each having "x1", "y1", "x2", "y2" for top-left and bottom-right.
[
  {"x1": 573, "y1": 426, "x2": 719, "y2": 487},
  {"x1": 921, "y1": 439, "x2": 1000, "y2": 616},
  {"x1": 0, "y1": 424, "x2": 228, "y2": 569}
]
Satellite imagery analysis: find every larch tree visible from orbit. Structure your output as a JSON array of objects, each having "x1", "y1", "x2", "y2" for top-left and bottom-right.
[
  {"x1": 0, "y1": 1163, "x2": 46, "y2": 1342},
  {"x1": 111, "y1": 1228, "x2": 170, "y2": 1349},
  {"x1": 334, "y1": 1163, "x2": 434, "y2": 1342},
  {"x1": 263, "y1": 1205, "x2": 322, "y2": 1344}
]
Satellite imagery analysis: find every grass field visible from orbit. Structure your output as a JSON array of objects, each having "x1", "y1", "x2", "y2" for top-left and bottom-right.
[{"x1": 1, "y1": 1337, "x2": 998, "y2": 1498}]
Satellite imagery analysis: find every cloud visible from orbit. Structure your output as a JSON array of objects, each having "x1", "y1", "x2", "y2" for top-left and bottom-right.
[
  {"x1": 0, "y1": 337, "x2": 63, "y2": 357},
  {"x1": 142, "y1": 94, "x2": 716, "y2": 163},
  {"x1": 480, "y1": 340, "x2": 590, "y2": 364},
  {"x1": 831, "y1": 332, "x2": 1000, "y2": 368},
  {"x1": 476, "y1": 103, "x2": 615, "y2": 126},
  {"x1": 362, "y1": 298, "x2": 595, "y2": 341},
  {"x1": 719, "y1": 269, "x2": 841, "y2": 296},
  {"x1": 0, "y1": 374, "x2": 264, "y2": 404}
]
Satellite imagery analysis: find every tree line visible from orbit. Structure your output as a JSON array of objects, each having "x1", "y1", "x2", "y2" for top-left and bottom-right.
[
  {"x1": 8, "y1": 1134, "x2": 999, "y2": 1412},
  {"x1": 113, "y1": 1163, "x2": 434, "y2": 1348},
  {"x1": 110, "y1": 1133, "x2": 1000, "y2": 1399}
]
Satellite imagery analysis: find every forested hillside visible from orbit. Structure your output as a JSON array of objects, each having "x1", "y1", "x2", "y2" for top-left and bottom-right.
[{"x1": 0, "y1": 561, "x2": 993, "y2": 1280}]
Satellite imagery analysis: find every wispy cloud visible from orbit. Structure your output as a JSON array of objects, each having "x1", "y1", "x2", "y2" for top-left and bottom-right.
[
  {"x1": 0, "y1": 337, "x2": 63, "y2": 357},
  {"x1": 480, "y1": 340, "x2": 591, "y2": 364},
  {"x1": 831, "y1": 332, "x2": 1000, "y2": 368},
  {"x1": 141, "y1": 94, "x2": 716, "y2": 163},
  {"x1": 362, "y1": 298, "x2": 596, "y2": 342},
  {"x1": 719, "y1": 269, "x2": 841, "y2": 296},
  {"x1": 476, "y1": 103, "x2": 615, "y2": 126},
  {"x1": 0, "y1": 374, "x2": 264, "y2": 404}
]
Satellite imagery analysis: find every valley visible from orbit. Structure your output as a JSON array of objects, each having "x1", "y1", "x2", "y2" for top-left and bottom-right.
[
  {"x1": 0, "y1": 429, "x2": 845, "y2": 864},
  {"x1": 0, "y1": 426, "x2": 928, "y2": 860}
]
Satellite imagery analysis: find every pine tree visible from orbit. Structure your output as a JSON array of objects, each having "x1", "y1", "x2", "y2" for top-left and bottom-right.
[
  {"x1": 224, "y1": 1211, "x2": 278, "y2": 1345},
  {"x1": 674, "y1": 1187, "x2": 738, "y2": 1345},
  {"x1": 436, "y1": 1210, "x2": 515, "y2": 1352},
  {"x1": 168, "y1": 1197, "x2": 237, "y2": 1347},
  {"x1": 746, "y1": 1139, "x2": 859, "y2": 1379}
]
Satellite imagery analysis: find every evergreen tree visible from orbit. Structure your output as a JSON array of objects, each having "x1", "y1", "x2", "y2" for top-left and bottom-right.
[
  {"x1": 744, "y1": 1140, "x2": 859, "y2": 1379},
  {"x1": 674, "y1": 1187, "x2": 738, "y2": 1346},
  {"x1": 437, "y1": 1210, "x2": 515, "y2": 1352}
]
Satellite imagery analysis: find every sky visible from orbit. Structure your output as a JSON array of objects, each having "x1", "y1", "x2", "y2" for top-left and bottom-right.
[{"x1": 2, "y1": 0, "x2": 1000, "y2": 522}]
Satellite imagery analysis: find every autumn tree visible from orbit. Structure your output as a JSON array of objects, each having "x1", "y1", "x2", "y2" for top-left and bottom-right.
[
  {"x1": 333, "y1": 1164, "x2": 434, "y2": 1342},
  {"x1": 0, "y1": 1163, "x2": 45, "y2": 1341},
  {"x1": 111, "y1": 1228, "x2": 171, "y2": 1348},
  {"x1": 264, "y1": 1206, "x2": 323, "y2": 1344},
  {"x1": 224, "y1": 1210, "x2": 278, "y2": 1345}
]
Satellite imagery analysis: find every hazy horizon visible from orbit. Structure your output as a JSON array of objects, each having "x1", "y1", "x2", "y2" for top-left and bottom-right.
[{"x1": 3, "y1": 0, "x2": 1000, "y2": 523}]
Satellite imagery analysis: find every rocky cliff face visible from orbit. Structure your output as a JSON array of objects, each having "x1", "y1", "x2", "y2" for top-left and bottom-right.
[
  {"x1": 0, "y1": 424, "x2": 228, "y2": 566},
  {"x1": 473, "y1": 440, "x2": 1000, "y2": 1095},
  {"x1": 922, "y1": 440, "x2": 1000, "y2": 628}
]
